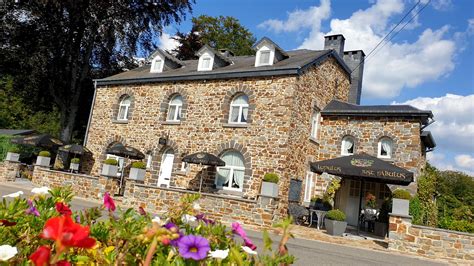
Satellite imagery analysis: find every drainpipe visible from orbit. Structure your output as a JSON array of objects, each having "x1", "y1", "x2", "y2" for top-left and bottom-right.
[{"x1": 83, "y1": 80, "x2": 98, "y2": 146}]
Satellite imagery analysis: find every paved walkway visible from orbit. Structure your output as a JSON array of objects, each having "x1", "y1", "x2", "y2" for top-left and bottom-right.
[{"x1": 0, "y1": 181, "x2": 460, "y2": 265}]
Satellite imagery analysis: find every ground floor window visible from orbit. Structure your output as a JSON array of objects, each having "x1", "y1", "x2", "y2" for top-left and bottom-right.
[
  {"x1": 304, "y1": 171, "x2": 314, "y2": 202},
  {"x1": 216, "y1": 151, "x2": 245, "y2": 191}
]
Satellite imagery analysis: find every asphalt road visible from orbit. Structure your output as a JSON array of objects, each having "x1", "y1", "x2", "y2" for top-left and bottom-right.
[{"x1": 1, "y1": 181, "x2": 445, "y2": 265}]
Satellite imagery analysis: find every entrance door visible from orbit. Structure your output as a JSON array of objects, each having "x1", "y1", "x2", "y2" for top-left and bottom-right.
[
  {"x1": 345, "y1": 180, "x2": 361, "y2": 226},
  {"x1": 158, "y1": 150, "x2": 174, "y2": 187}
]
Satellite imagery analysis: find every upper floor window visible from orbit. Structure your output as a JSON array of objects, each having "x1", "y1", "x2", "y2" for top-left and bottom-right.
[
  {"x1": 151, "y1": 57, "x2": 164, "y2": 73},
  {"x1": 229, "y1": 94, "x2": 249, "y2": 124},
  {"x1": 310, "y1": 111, "x2": 321, "y2": 139},
  {"x1": 341, "y1": 136, "x2": 355, "y2": 156},
  {"x1": 216, "y1": 150, "x2": 245, "y2": 191},
  {"x1": 378, "y1": 137, "x2": 393, "y2": 159},
  {"x1": 167, "y1": 95, "x2": 183, "y2": 121},
  {"x1": 198, "y1": 53, "x2": 214, "y2": 71},
  {"x1": 255, "y1": 47, "x2": 274, "y2": 67},
  {"x1": 117, "y1": 96, "x2": 131, "y2": 121}
]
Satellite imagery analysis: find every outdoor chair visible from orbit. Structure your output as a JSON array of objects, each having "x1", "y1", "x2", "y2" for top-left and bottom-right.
[{"x1": 288, "y1": 202, "x2": 309, "y2": 225}]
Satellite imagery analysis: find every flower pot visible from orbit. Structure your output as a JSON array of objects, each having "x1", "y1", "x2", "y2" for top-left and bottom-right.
[
  {"x1": 6, "y1": 152, "x2": 20, "y2": 162},
  {"x1": 374, "y1": 221, "x2": 388, "y2": 237},
  {"x1": 129, "y1": 168, "x2": 146, "y2": 181},
  {"x1": 392, "y1": 198, "x2": 409, "y2": 216},
  {"x1": 70, "y1": 163, "x2": 80, "y2": 171},
  {"x1": 324, "y1": 218, "x2": 347, "y2": 236},
  {"x1": 101, "y1": 164, "x2": 118, "y2": 177},
  {"x1": 36, "y1": 156, "x2": 51, "y2": 167},
  {"x1": 261, "y1": 181, "x2": 279, "y2": 198}
]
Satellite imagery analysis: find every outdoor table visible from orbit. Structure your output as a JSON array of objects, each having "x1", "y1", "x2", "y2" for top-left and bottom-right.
[{"x1": 308, "y1": 210, "x2": 328, "y2": 230}]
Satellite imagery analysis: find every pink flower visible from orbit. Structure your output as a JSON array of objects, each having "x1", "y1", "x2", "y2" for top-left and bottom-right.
[
  {"x1": 231, "y1": 222, "x2": 257, "y2": 250},
  {"x1": 103, "y1": 192, "x2": 116, "y2": 212}
]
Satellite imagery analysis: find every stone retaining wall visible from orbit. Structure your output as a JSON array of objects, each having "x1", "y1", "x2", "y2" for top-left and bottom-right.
[
  {"x1": 389, "y1": 214, "x2": 473, "y2": 260},
  {"x1": 0, "y1": 160, "x2": 20, "y2": 182}
]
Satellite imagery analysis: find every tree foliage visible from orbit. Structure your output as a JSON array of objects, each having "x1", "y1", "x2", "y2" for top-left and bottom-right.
[
  {"x1": 173, "y1": 15, "x2": 256, "y2": 60},
  {"x1": 1, "y1": 0, "x2": 193, "y2": 142}
]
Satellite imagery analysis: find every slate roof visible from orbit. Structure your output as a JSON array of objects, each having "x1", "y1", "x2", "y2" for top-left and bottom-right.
[
  {"x1": 321, "y1": 100, "x2": 433, "y2": 123},
  {"x1": 0, "y1": 129, "x2": 36, "y2": 136},
  {"x1": 95, "y1": 49, "x2": 351, "y2": 86}
]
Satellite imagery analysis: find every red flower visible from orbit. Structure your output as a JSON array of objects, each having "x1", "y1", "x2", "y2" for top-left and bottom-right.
[
  {"x1": 0, "y1": 219, "x2": 17, "y2": 226},
  {"x1": 40, "y1": 215, "x2": 96, "y2": 249},
  {"x1": 103, "y1": 192, "x2": 116, "y2": 212},
  {"x1": 55, "y1": 202, "x2": 72, "y2": 216},
  {"x1": 56, "y1": 260, "x2": 71, "y2": 266},
  {"x1": 29, "y1": 246, "x2": 51, "y2": 266},
  {"x1": 138, "y1": 206, "x2": 147, "y2": 216}
]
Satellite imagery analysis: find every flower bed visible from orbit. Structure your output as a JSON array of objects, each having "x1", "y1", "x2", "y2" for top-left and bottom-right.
[{"x1": 0, "y1": 187, "x2": 296, "y2": 265}]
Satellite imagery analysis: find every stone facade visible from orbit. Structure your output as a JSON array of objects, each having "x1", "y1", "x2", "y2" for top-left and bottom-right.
[
  {"x1": 0, "y1": 160, "x2": 20, "y2": 182},
  {"x1": 389, "y1": 214, "x2": 474, "y2": 260}
]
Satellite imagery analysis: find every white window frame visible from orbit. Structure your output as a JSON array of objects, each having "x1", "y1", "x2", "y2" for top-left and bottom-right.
[
  {"x1": 198, "y1": 51, "x2": 214, "y2": 71},
  {"x1": 310, "y1": 111, "x2": 321, "y2": 139},
  {"x1": 166, "y1": 95, "x2": 183, "y2": 122},
  {"x1": 378, "y1": 137, "x2": 393, "y2": 159},
  {"x1": 216, "y1": 152, "x2": 245, "y2": 192},
  {"x1": 146, "y1": 153, "x2": 153, "y2": 169},
  {"x1": 150, "y1": 55, "x2": 164, "y2": 73},
  {"x1": 341, "y1": 136, "x2": 355, "y2": 156},
  {"x1": 228, "y1": 95, "x2": 249, "y2": 124},
  {"x1": 180, "y1": 161, "x2": 189, "y2": 172},
  {"x1": 303, "y1": 171, "x2": 314, "y2": 203},
  {"x1": 255, "y1": 44, "x2": 275, "y2": 67},
  {"x1": 117, "y1": 96, "x2": 131, "y2": 121}
]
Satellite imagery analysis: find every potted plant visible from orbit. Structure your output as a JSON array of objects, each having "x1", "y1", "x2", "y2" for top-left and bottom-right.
[
  {"x1": 374, "y1": 198, "x2": 391, "y2": 237},
  {"x1": 36, "y1": 151, "x2": 51, "y2": 167},
  {"x1": 101, "y1": 158, "x2": 118, "y2": 177},
  {"x1": 310, "y1": 196, "x2": 322, "y2": 209},
  {"x1": 70, "y1": 158, "x2": 80, "y2": 171},
  {"x1": 260, "y1": 173, "x2": 279, "y2": 198},
  {"x1": 129, "y1": 161, "x2": 146, "y2": 181},
  {"x1": 392, "y1": 189, "x2": 411, "y2": 216},
  {"x1": 6, "y1": 147, "x2": 20, "y2": 162},
  {"x1": 325, "y1": 209, "x2": 347, "y2": 236}
]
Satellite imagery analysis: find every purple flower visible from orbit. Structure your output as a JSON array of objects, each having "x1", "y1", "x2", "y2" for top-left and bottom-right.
[
  {"x1": 196, "y1": 214, "x2": 215, "y2": 225},
  {"x1": 177, "y1": 235, "x2": 210, "y2": 261},
  {"x1": 25, "y1": 200, "x2": 40, "y2": 217},
  {"x1": 163, "y1": 222, "x2": 182, "y2": 246}
]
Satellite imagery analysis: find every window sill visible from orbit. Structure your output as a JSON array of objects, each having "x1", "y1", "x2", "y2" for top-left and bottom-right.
[
  {"x1": 378, "y1": 157, "x2": 394, "y2": 162},
  {"x1": 222, "y1": 123, "x2": 249, "y2": 128},
  {"x1": 216, "y1": 189, "x2": 243, "y2": 197},
  {"x1": 112, "y1": 120, "x2": 129, "y2": 124},
  {"x1": 174, "y1": 170, "x2": 188, "y2": 176},
  {"x1": 309, "y1": 137, "x2": 319, "y2": 145},
  {"x1": 161, "y1": 121, "x2": 181, "y2": 125}
]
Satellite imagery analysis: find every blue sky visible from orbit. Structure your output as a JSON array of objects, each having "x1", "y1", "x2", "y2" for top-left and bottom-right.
[{"x1": 157, "y1": 0, "x2": 474, "y2": 175}]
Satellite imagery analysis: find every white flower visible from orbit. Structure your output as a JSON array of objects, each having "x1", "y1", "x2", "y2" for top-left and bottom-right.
[
  {"x1": 209, "y1": 249, "x2": 229, "y2": 259},
  {"x1": 2, "y1": 191, "x2": 23, "y2": 198},
  {"x1": 193, "y1": 202, "x2": 201, "y2": 210},
  {"x1": 0, "y1": 245, "x2": 18, "y2": 261},
  {"x1": 181, "y1": 214, "x2": 197, "y2": 223},
  {"x1": 31, "y1": 186, "x2": 50, "y2": 195},
  {"x1": 241, "y1": 246, "x2": 257, "y2": 255},
  {"x1": 152, "y1": 216, "x2": 163, "y2": 225}
]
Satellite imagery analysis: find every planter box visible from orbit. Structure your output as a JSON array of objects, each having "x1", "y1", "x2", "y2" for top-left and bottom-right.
[
  {"x1": 36, "y1": 156, "x2": 51, "y2": 167},
  {"x1": 261, "y1": 181, "x2": 279, "y2": 198},
  {"x1": 70, "y1": 163, "x2": 80, "y2": 171},
  {"x1": 129, "y1": 168, "x2": 146, "y2": 181},
  {"x1": 392, "y1": 198, "x2": 409, "y2": 216},
  {"x1": 374, "y1": 221, "x2": 388, "y2": 238},
  {"x1": 101, "y1": 164, "x2": 118, "y2": 177},
  {"x1": 6, "y1": 152, "x2": 20, "y2": 162},
  {"x1": 325, "y1": 219, "x2": 347, "y2": 236}
]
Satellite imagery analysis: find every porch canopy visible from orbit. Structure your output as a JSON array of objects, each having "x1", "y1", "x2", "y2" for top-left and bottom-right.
[{"x1": 310, "y1": 153, "x2": 413, "y2": 185}]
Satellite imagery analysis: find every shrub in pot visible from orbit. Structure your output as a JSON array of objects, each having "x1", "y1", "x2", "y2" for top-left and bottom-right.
[
  {"x1": 6, "y1": 147, "x2": 20, "y2": 162},
  {"x1": 36, "y1": 151, "x2": 51, "y2": 167},
  {"x1": 325, "y1": 209, "x2": 347, "y2": 236},
  {"x1": 392, "y1": 189, "x2": 411, "y2": 216},
  {"x1": 129, "y1": 161, "x2": 146, "y2": 181},
  {"x1": 70, "y1": 158, "x2": 80, "y2": 171},
  {"x1": 261, "y1": 173, "x2": 279, "y2": 198},
  {"x1": 101, "y1": 158, "x2": 118, "y2": 177}
]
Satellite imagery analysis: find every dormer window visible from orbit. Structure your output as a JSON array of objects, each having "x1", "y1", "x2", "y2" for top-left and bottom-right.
[
  {"x1": 196, "y1": 44, "x2": 232, "y2": 72},
  {"x1": 252, "y1": 37, "x2": 289, "y2": 67},
  {"x1": 255, "y1": 47, "x2": 274, "y2": 67},
  {"x1": 200, "y1": 56, "x2": 213, "y2": 71},
  {"x1": 148, "y1": 48, "x2": 183, "y2": 73},
  {"x1": 150, "y1": 56, "x2": 164, "y2": 73}
]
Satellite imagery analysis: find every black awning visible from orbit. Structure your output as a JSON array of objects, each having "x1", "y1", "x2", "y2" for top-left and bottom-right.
[
  {"x1": 310, "y1": 153, "x2": 414, "y2": 185},
  {"x1": 106, "y1": 143, "x2": 145, "y2": 160},
  {"x1": 11, "y1": 133, "x2": 64, "y2": 149},
  {"x1": 182, "y1": 152, "x2": 225, "y2": 167}
]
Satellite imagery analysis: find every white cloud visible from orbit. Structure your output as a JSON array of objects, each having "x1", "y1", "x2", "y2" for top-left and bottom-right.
[
  {"x1": 258, "y1": 0, "x2": 458, "y2": 99},
  {"x1": 158, "y1": 31, "x2": 179, "y2": 52},
  {"x1": 455, "y1": 154, "x2": 474, "y2": 169}
]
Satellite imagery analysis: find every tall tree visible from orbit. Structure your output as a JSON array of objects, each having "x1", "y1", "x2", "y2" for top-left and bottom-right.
[
  {"x1": 0, "y1": 0, "x2": 193, "y2": 142},
  {"x1": 173, "y1": 15, "x2": 256, "y2": 60}
]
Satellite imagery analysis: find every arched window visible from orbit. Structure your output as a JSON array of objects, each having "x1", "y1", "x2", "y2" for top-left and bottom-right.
[
  {"x1": 378, "y1": 137, "x2": 393, "y2": 159},
  {"x1": 216, "y1": 151, "x2": 245, "y2": 191},
  {"x1": 117, "y1": 96, "x2": 131, "y2": 121},
  {"x1": 310, "y1": 111, "x2": 321, "y2": 139},
  {"x1": 228, "y1": 94, "x2": 249, "y2": 124},
  {"x1": 341, "y1": 136, "x2": 355, "y2": 155},
  {"x1": 167, "y1": 95, "x2": 183, "y2": 121}
]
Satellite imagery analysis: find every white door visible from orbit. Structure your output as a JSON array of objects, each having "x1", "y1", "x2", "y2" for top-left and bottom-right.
[
  {"x1": 345, "y1": 180, "x2": 361, "y2": 226},
  {"x1": 158, "y1": 151, "x2": 174, "y2": 187}
]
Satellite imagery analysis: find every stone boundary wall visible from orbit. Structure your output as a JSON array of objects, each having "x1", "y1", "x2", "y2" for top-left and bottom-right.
[
  {"x1": 0, "y1": 160, "x2": 20, "y2": 182},
  {"x1": 31, "y1": 167, "x2": 280, "y2": 229},
  {"x1": 389, "y1": 214, "x2": 473, "y2": 260}
]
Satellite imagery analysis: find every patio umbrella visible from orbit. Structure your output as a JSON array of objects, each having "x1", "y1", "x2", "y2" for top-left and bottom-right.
[
  {"x1": 11, "y1": 134, "x2": 64, "y2": 150},
  {"x1": 106, "y1": 143, "x2": 145, "y2": 195},
  {"x1": 182, "y1": 152, "x2": 225, "y2": 192},
  {"x1": 58, "y1": 144, "x2": 91, "y2": 155}
]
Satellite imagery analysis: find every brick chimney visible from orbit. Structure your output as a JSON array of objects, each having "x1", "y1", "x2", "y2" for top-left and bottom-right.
[
  {"x1": 324, "y1": 34, "x2": 345, "y2": 57},
  {"x1": 343, "y1": 50, "x2": 365, "y2": 105}
]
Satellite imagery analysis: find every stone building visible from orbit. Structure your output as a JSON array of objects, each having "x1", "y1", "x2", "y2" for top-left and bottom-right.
[{"x1": 77, "y1": 34, "x2": 435, "y2": 227}]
